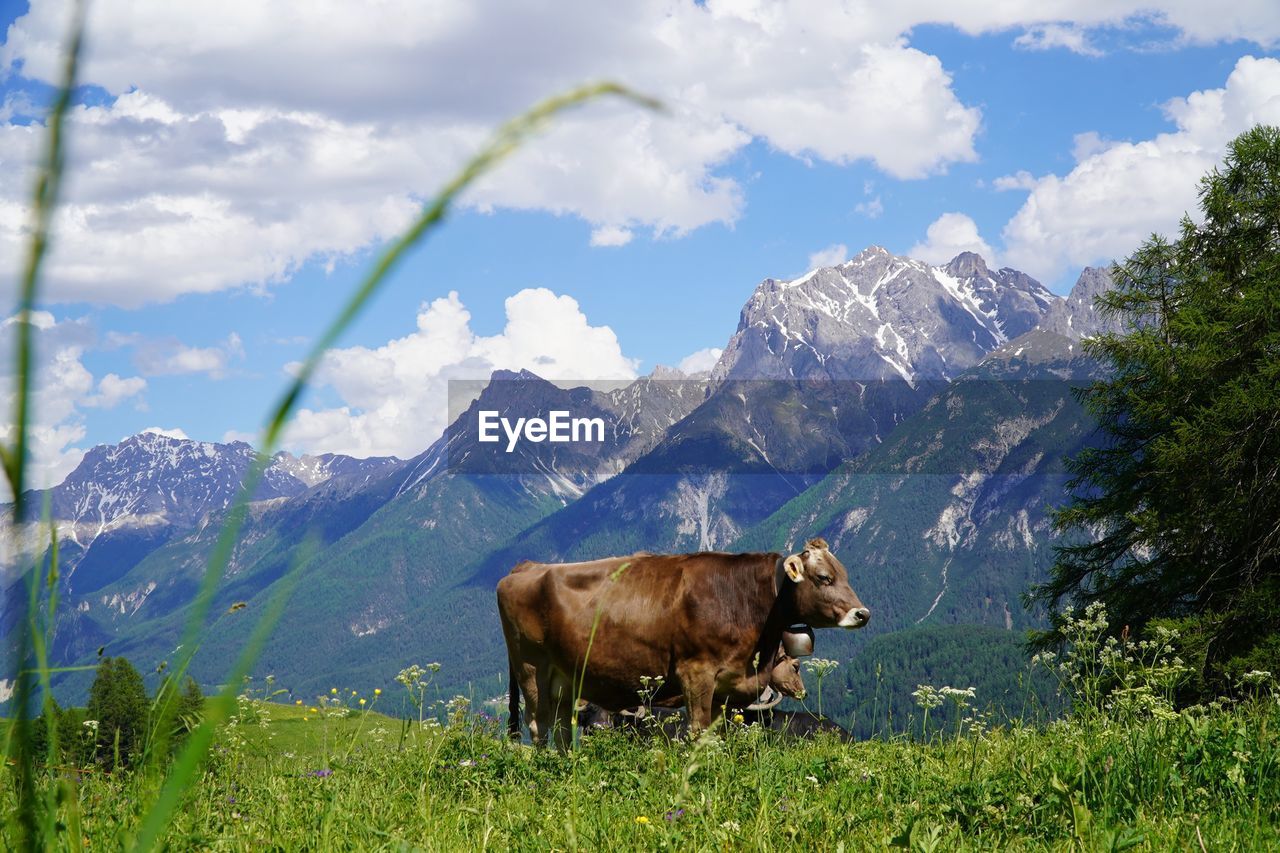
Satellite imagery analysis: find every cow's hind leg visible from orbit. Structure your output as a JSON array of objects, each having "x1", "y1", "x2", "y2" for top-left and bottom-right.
[
  {"x1": 532, "y1": 668, "x2": 554, "y2": 748},
  {"x1": 513, "y1": 661, "x2": 539, "y2": 743}
]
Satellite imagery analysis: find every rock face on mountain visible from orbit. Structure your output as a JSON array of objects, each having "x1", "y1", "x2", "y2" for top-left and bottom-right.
[
  {"x1": 393, "y1": 368, "x2": 711, "y2": 501},
  {"x1": 1036, "y1": 266, "x2": 1121, "y2": 340},
  {"x1": 269, "y1": 450, "x2": 401, "y2": 489},
  {"x1": 942, "y1": 252, "x2": 1056, "y2": 341},
  {"x1": 712, "y1": 246, "x2": 1056, "y2": 383},
  {"x1": 734, "y1": 324, "x2": 1102, "y2": 676}
]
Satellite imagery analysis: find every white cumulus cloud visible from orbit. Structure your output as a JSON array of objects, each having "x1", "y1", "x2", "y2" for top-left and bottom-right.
[
  {"x1": 139, "y1": 426, "x2": 189, "y2": 440},
  {"x1": 284, "y1": 287, "x2": 639, "y2": 458},
  {"x1": 676, "y1": 347, "x2": 723, "y2": 375},
  {"x1": 1014, "y1": 24, "x2": 1101, "y2": 57},
  {"x1": 0, "y1": 1, "x2": 991, "y2": 305},
  {"x1": 589, "y1": 225, "x2": 634, "y2": 247},
  {"x1": 4, "y1": 3, "x2": 1279, "y2": 306},
  {"x1": 1000, "y1": 55, "x2": 1280, "y2": 282},
  {"x1": 83, "y1": 373, "x2": 146, "y2": 409},
  {"x1": 908, "y1": 213, "x2": 997, "y2": 266},
  {"x1": 992, "y1": 170, "x2": 1038, "y2": 191},
  {"x1": 133, "y1": 333, "x2": 245, "y2": 379},
  {"x1": 855, "y1": 196, "x2": 884, "y2": 219},
  {"x1": 0, "y1": 313, "x2": 97, "y2": 489},
  {"x1": 806, "y1": 244, "x2": 850, "y2": 271}
]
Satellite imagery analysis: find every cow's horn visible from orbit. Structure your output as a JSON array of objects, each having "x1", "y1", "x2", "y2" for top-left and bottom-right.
[{"x1": 745, "y1": 685, "x2": 783, "y2": 711}]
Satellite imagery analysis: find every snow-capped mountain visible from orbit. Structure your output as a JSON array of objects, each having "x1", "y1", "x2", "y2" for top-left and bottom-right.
[
  {"x1": 941, "y1": 251, "x2": 1057, "y2": 340},
  {"x1": 34, "y1": 431, "x2": 398, "y2": 532},
  {"x1": 268, "y1": 449, "x2": 403, "y2": 489},
  {"x1": 0, "y1": 432, "x2": 400, "y2": 587},
  {"x1": 713, "y1": 246, "x2": 1057, "y2": 383}
]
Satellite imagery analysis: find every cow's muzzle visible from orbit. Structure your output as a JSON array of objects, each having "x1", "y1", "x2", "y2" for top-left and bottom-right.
[{"x1": 838, "y1": 607, "x2": 871, "y2": 629}]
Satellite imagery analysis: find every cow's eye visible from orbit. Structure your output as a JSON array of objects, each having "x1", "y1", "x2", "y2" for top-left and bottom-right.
[{"x1": 815, "y1": 574, "x2": 833, "y2": 585}]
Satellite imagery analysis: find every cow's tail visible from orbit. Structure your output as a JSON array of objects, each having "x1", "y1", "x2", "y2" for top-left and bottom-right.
[{"x1": 507, "y1": 661, "x2": 522, "y2": 741}]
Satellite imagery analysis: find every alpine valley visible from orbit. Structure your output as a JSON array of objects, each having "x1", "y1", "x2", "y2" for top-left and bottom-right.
[{"x1": 1, "y1": 246, "x2": 1116, "y2": 716}]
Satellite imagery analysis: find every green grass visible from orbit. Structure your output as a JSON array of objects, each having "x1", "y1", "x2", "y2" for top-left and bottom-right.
[{"x1": 2, "y1": 694, "x2": 1277, "y2": 850}]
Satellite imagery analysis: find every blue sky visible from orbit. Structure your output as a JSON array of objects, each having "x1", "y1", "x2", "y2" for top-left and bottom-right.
[{"x1": 2, "y1": 1, "x2": 1279, "y2": 484}]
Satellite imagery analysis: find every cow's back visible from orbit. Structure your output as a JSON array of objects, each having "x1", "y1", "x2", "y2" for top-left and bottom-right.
[{"x1": 497, "y1": 554, "x2": 655, "y2": 642}]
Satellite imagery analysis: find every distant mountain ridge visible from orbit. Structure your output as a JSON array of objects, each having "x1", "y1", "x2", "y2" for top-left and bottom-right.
[
  {"x1": 1, "y1": 432, "x2": 399, "y2": 581},
  {"x1": 38, "y1": 432, "x2": 398, "y2": 529},
  {"x1": 2, "y1": 247, "x2": 1123, "y2": 707}
]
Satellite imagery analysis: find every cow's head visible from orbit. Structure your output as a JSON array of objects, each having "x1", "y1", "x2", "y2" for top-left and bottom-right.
[
  {"x1": 769, "y1": 651, "x2": 807, "y2": 700},
  {"x1": 781, "y1": 538, "x2": 870, "y2": 629}
]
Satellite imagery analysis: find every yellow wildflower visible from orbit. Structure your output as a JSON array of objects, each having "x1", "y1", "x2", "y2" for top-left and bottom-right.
[
  {"x1": 374, "y1": 688, "x2": 382, "y2": 696},
  {"x1": 635, "y1": 816, "x2": 650, "y2": 825},
  {"x1": 330, "y1": 688, "x2": 337, "y2": 695},
  {"x1": 359, "y1": 698, "x2": 367, "y2": 706},
  {"x1": 732, "y1": 713, "x2": 744, "y2": 724}
]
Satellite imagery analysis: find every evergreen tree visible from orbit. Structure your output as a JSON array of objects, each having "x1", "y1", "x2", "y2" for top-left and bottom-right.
[
  {"x1": 85, "y1": 657, "x2": 150, "y2": 767},
  {"x1": 28, "y1": 701, "x2": 58, "y2": 766},
  {"x1": 56, "y1": 706, "x2": 93, "y2": 767},
  {"x1": 1034, "y1": 125, "x2": 1280, "y2": 692},
  {"x1": 173, "y1": 677, "x2": 204, "y2": 740}
]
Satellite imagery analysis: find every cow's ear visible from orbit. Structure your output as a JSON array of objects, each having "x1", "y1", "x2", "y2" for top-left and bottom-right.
[{"x1": 783, "y1": 554, "x2": 805, "y2": 582}]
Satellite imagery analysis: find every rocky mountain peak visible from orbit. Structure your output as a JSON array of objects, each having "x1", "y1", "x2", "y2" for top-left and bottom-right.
[
  {"x1": 1036, "y1": 266, "x2": 1120, "y2": 340},
  {"x1": 944, "y1": 251, "x2": 990, "y2": 279},
  {"x1": 712, "y1": 247, "x2": 1056, "y2": 384},
  {"x1": 26, "y1": 433, "x2": 397, "y2": 533},
  {"x1": 269, "y1": 450, "x2": 402, "y2": 488}
]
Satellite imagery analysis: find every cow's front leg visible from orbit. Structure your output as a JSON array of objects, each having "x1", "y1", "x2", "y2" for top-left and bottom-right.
[
  {"x1": 547, "y1": 668, "x2": 576, "y2": 752},
  {"x1": 678, "y1": 662, "x2": 716, "y2": 737}
]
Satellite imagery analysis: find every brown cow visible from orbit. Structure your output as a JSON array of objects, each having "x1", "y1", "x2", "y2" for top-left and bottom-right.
[{"x1": 497, "y1": 538, "x2": 869, "y2": 748}]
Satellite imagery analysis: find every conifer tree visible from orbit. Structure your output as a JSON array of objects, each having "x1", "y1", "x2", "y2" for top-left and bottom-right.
[
  {"x1": 1034, "y1": 125, "x2": 1280, "y2": 690},
  {"x1": 85, "y1": 657, "x2": 150, "y2": 767}
]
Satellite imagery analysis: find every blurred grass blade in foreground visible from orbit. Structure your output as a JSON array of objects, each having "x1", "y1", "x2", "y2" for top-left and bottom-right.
[
  {"x1": 125, "y1": 82, "x2": 658, "y2": 850},
  {"x1": 3, "y1": 1, "x2": 87, "y2": 849}
]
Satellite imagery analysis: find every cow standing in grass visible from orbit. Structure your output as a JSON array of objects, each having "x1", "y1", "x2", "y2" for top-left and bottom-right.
[{"x1": 497, "y1": 538, "x2": 869, "y2": 749}]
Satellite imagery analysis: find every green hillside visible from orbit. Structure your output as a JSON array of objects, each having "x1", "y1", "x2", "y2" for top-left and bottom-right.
[
  {"x1": 732, "y1": 350, "x2": 1098, "y2": 682},
  {"x1": 46, "y1": 473, "x2": 562, "y2": 705},
  {"x1": 814, "y1": 623, "x2": 1065, "y2": 739}
]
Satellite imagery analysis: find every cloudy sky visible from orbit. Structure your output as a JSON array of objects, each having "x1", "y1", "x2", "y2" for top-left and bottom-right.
[{"x1": 2, "y1": 0, "x2": 1279, "y2": 485}]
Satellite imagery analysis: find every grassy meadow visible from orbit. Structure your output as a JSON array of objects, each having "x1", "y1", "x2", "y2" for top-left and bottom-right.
[{"x1": 3, "y1": 650, "x2": 1279, "y2": 851}]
